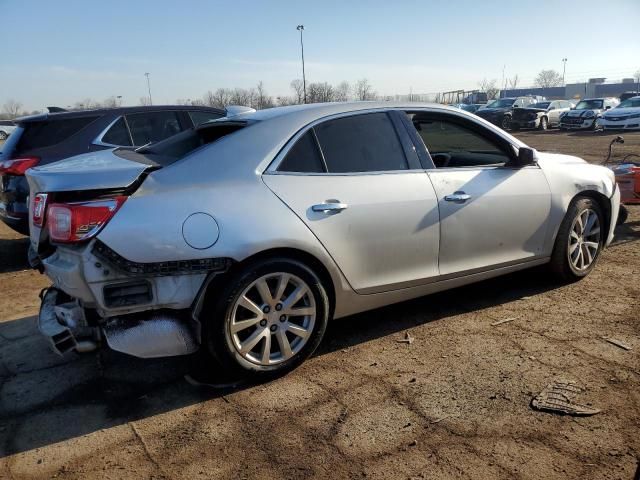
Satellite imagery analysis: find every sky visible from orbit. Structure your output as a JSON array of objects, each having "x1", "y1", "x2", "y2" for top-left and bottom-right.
[{"x1": 1, "y1": 0, "x2": 639, "y2": 111}]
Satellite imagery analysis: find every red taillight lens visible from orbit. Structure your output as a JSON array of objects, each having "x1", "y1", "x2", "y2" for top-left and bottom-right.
[
  {"x1": 32, "y1": 193, "x2": 48, "y2": 227},
  {"x1": 47, "y1": 196, "x2": 127, "y2": 243},
  {"x1": 0, "y1": 157, "x2": 40, "y2": 175}
]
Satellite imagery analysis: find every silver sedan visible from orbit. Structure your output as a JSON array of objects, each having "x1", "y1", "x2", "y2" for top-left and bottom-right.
[{"x1": 26, "y1": 102, "x2": 621, "y2": 377}]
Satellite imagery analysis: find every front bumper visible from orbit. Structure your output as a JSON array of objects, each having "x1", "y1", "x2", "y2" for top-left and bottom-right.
[
  {"x1": 512, "y1": 118, "x2": 539, "y2": 129},
  {"x1": 559, "y1": 118, "x2": 595, "y2": 129},
  {"x1": 597, "y1": 119, "x2": 640, "y2": 131}
]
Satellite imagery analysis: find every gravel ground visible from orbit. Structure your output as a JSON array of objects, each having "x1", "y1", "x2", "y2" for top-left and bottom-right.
[{"x1": 0, "y1": 131, "x2": 638, "y2": 480}]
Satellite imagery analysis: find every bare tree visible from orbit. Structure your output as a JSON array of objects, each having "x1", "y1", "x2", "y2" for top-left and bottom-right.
[
  {"x1": 2, "y1": 99, "x2": 23, "y2": 118},
  {"x1": 507, "y1": 75, "x2": 520, "y2": 89},
  {"x1": 534, "y1": 69, "x2": 564, "y2": 88},
  {"x1": 102, "y1": 96, "x2": 119, "y2": 108},
  {"x1": 478, "y1": 78, "x2": 500, "y2": 100},
  {"x1": 334, "y1": 81, "x2": 351, "y2": 102},
  {"x1": 307, "y1": 82, "x2": 335, "y2": 103},
  {"x1": 276, "y1": 96, "x2": 295, "y2": 106},
  {"x1": 355, "y1": 78, "x2": 375, "y2": 101},
  {"x1": 255, "y1": 81, "x2": 274, "y2": 109},
  {"x1": 290, "y1": 79, "x2": 304, "y2": 104}
]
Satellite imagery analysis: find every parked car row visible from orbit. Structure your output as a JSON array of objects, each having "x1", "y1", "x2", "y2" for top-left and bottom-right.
[
  {"x1": 14, "y1": 101, "x2": 621, "y2": 378},
  {"x1": 454, "y1": 94, "x2": 640, "y2": 133}
]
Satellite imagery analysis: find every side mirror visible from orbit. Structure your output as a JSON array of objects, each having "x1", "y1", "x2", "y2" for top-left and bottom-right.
[
  {"x1": 605, "y1": 105, "x2": 611, "y2": 110},
  {"x1": 515, "y1": 147, "x2": 537, "y2": 167}
]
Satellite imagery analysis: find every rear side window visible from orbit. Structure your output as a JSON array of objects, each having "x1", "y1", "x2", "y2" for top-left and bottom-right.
[
  {"x1": 15, "y1": 116, "x2": 99, "y2": 153},
  {"x1": 102, "y1": 117, "x2": 132, "y2": 146},
  {"x1": 125, "y1": 111, "x2": 182, "y2": 146},
  {"x1": 189, "y1": 111, "x2": 224, "y2": 127},
  {"x1": 278, "y1": 131, "x2": 325, "y2": 173},
  {"x1": 314, "y1": 113, "x2": 408, "y2": 173}
]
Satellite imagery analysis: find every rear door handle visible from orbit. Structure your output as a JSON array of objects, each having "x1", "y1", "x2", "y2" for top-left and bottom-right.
[
  {"x1": 444, "y1": 191, "x2": 471, "y2": 203},
  {"x1": 312, "y1": 201, "x2": 348, "y2": 214}
]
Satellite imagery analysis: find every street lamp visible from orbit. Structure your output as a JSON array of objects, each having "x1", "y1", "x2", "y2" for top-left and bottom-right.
[
  {"x1": 116, "y1": 95, "x2": 122, "y2": 107},
  {"x1": 296, "y1": 25, "x2": 307, "y2": 104},
  {"x1": 144, "y1": 73, "x2": 152, "y2": 105},
  {"x1": 562, "y1": 58, "x2": 568, "y2": 84}
]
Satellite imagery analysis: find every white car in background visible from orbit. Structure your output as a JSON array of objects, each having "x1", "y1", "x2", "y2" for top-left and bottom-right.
[
  {"x1": 0, "y1": 120, "x2": 17, "y2": 140},
  {"x1": 559, "y1": 98, "x2": 620, "y2": 130},
  {"x1": 598, "y1": 96, "x2": 640, "y2": 131}
]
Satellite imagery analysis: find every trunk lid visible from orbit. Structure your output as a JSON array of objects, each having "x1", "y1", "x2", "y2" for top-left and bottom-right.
[{"x1": 25, "y1": 148, "x2": 156, "y2": 247}]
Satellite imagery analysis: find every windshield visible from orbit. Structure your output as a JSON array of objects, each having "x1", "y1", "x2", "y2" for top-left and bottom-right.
[
  {"x1": 576, "y1": 100, "x2": 603, "y2": 110},
  {"x1": 486, "y1": 99, "x2": 515, "y2": 108},
  {"x1": 530, "y1": 102, "x2": 550, "y2": 109},
  {"x1": 616, "y1": 98, "x2": 640, "y2": 109},
  {"x1": 460, "y1": 104, "x2": 478, "y2": 112}
]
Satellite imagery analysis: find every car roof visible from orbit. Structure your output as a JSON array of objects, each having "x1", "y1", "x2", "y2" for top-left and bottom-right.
[
  {"x1": 229, "y1": 101, "x2": 461, "y2": 123},
  {"x1": 16, "y1": 105, "x2": 224, "y2": 123}
]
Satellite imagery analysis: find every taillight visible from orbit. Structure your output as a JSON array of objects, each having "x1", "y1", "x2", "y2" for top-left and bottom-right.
[
  {"x1": 47, "y1": 196, "x2": 127, "y2": 243},
  {"x1": 0, "y1": 157, "x2": 40, "y2": 175},
  {"x1": 32, "y1": 193, "x2": 48, "y2": 227}
]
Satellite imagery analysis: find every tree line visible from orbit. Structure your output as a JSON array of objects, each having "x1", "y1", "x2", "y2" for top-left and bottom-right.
[{"x1": 0, "y1": 78, "x2": 377, "y2": 119}]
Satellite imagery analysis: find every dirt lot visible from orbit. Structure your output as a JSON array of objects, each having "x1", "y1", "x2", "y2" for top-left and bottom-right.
[{"x1": 0, "y1": 131, "x2": 639, "y2": 480}]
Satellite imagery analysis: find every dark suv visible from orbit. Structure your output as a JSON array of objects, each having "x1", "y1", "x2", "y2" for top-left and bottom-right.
[
  {"x1": 475, "y1": 96, "x2": 539, "y2": 130},
  {"x1": 0, "y1": 105, "x2": 224, "y2": 234}
]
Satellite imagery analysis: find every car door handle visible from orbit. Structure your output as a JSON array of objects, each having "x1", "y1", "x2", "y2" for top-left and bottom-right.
[
  {"x1": 312, "y1": 202, "x2": 348, "y2": 213},
  {"x1": 444, "y1": 191, "x2": 471, "y2": 203}
]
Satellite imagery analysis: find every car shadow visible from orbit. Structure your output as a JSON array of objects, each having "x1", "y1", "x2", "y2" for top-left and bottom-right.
[
  {"x1": 0, "y1": 266, "x2": 562, "y2": 458},
  {"x1": 0, "y1": 236, "x2": 30, "y2": 273},
  {"x1": 610, "y1": 218, "x2": 640, "y2": 247}
]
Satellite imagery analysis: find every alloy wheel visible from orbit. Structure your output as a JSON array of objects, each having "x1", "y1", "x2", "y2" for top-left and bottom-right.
[
  {"x1": 228, "y1": 272, "x2": 316, "y2": 366},
  {"x1": 567, "y1": 208, "x2": 601, "y2": 271}
]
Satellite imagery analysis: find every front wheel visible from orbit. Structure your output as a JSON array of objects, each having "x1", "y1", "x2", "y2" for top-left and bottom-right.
[
  {"x1": 203, "y1": 258, "x2": 329, "y2": 378},
  {"x1": 550, "y1": 196, "x2": 604, "y2": 281},
  {"x1": 501, "y1": 116, "x2": 511, "y2": 130},
  {"x1": 538, "y1": 117, "x2": 548, "y2": 131}
]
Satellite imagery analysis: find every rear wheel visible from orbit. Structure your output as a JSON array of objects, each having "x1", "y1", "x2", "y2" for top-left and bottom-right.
[
  {"x1": 203, "y1": 258, "x2": 329, "y2": 378},
  {"x1": 550, "y1": 196, "x2": 604, "y2": 281}
]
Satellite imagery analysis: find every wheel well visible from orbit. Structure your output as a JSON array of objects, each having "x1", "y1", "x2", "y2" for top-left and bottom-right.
[
  {"x1": 574, "y1": 190, "x2": 612, "y2": 241},
  {"x1": 209, "y1": 248, "x2": 337, "y2": 318}
]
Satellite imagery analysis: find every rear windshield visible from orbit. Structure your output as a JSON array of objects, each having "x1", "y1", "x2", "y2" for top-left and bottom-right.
[
  {"x1": 531, "y1": 102, "x2": 550, "y2": 109},
  {"x1": 115, "y1": 121, "x2": 247, "y2": 167},
  {"x1": 15, "y1": 116, "x2": 99, "y2": 154}
]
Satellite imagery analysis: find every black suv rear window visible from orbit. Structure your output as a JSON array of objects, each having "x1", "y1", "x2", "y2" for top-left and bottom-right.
[{"x1": 16, "y1": 116, "x2": 98, "y2": 153}]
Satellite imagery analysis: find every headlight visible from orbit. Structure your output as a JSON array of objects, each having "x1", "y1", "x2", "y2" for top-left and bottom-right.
[
  {"x1": 628, "y1": 113, "x2": 640, "y2": 119},
  {"x1": 584, "y1": 110, "x2": 595, "y2": 118}
]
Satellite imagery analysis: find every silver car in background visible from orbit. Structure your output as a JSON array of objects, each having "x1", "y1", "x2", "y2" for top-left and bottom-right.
[{"x1": 26, "y1": 102, "x2": 620, "y2": 378}]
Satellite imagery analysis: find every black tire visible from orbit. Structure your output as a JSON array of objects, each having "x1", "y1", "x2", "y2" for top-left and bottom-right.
[
  {"x1": 617, "y1": 205, "x2": 628, "y2": 225},
  {"x1": 0, "y1": 131, "x2": 7, "y2": 140},
  {"x1": 538, "y1": 116, "x2": 548, "y2": 131},
  {"x1": 203, "y1": 257, "x2": 329, "y2": 378},
  {"x1": 500, "y1": 115, "x2": 511, "y2": 130},
  {"x1": 550, "y1": 196, "x2": 605, "y2": 281}
]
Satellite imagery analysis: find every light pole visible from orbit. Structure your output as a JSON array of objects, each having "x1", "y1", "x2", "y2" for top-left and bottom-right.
[
  {"x1": 144, "y1": 72, "x2": 152, "y2": 105},
  {"x1": 296, "y1": 25, "x2": 306, "y2": 104},
  {"x1": 562, "y1": 58, "x2": 568, "y2": 84},
  {"x1": 117, "y1": 95, "x2": 122, "y2": 107}
]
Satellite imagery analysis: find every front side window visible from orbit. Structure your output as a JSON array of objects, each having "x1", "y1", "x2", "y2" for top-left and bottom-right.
[
  {"x1": 125, "y1": 111, "x2": 182, "y2": 146},
  {"x1": 313, "y1": 112, "x2": 408, "y2": 173},
  {"x1": 409, "y1": 114, "x2": 511, "y2": 168},
  {"x1": 102, "y1": 117, "x2": 132, "y2": 146}
]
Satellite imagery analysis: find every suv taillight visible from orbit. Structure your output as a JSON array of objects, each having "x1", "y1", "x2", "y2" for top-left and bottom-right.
[
  {"x1": 32, "y1": 193, "x2": 48, "y2": 227},
  {"x1": 0, "y1": 157, "x2": 40, "y2": 175},
  {"x1": 47, "y1": 196, "x2": 127, "y2": 243}
]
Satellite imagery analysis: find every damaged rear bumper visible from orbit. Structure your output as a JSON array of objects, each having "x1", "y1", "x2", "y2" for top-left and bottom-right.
[{"x1": 36, "y1": 240, "x2": 231, "y2": 358}]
